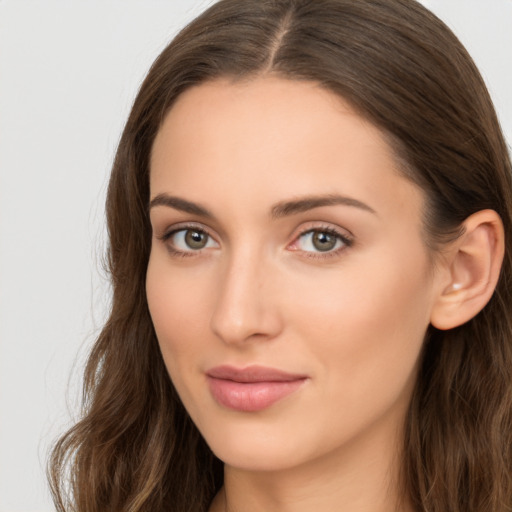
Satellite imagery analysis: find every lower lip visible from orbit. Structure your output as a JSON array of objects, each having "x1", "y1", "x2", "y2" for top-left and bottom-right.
[{"x1": 207, "y1": 377, "x2": 306, "y2": 412}]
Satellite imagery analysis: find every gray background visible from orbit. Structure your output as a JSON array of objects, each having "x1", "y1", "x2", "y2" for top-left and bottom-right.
[{"x1": 0, "y1": 1, "x2": 510, "y2": 510}]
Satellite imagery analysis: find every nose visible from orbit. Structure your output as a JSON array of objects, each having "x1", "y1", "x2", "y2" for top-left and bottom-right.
[{"x1": 210, "y1": 251, "x2": 283, "y2": 346}]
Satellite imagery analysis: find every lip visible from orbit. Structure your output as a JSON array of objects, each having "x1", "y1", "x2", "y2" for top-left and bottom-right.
[{"x1": 206, "y1": 365, "x2": 308, "y2": 412}]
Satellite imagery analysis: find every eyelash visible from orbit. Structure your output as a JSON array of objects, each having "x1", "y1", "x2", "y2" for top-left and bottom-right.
[
  {"x1": 292, "y1": 225, "x2": 353, "y2": 260},
  {"x1": 157, "y1": 223, "x2": 215, "y2": 258},
  {"x1": 157, "y1": 223, "x2": 353, "y2": 260}
]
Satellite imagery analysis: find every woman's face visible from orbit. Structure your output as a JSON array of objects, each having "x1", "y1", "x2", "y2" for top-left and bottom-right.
[{"x1": 147, "y1": 77, "x2": 442, "y2": 472}]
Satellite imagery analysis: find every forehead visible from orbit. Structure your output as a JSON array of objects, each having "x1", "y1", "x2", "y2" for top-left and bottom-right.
[
  {"x1": 150, "y1": 76, "x2": 423, "y2": 224},
  {"x1": 152, "y1": 77, "x2": 386, "y2": 164}
]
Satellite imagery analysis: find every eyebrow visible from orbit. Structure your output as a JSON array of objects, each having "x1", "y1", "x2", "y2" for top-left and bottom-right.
[
  {"x1": 148, "y1": 193, "x2": 376, "y2": 219},
  {"x1": 270, "y1": 194, "x2": 376, "y2": 219},
  {"x1": 149, "y1": 194, "x2": 214, "y2": 218}
]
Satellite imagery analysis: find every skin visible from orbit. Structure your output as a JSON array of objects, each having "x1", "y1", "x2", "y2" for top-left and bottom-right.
[{"x1": 146, "y1": 76, "x2": 446, "y2": 512}]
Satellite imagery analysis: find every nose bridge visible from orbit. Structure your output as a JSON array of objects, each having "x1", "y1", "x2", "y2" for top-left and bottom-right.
[{"x1": 210, "y1": 243, "x2": 280, "y2": 345}]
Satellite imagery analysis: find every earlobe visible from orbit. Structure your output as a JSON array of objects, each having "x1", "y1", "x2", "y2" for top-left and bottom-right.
[{"x1": 430, "y1": 210, "x2": 505, "y2": 331}]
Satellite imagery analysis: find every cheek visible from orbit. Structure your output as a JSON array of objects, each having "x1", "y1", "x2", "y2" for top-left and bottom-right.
[
  {"x1": 281, "y1": 246, "x2": 433, "y2": 402},
  {"x1": 146, "y1": 254, "x2": 212, "y2": 376}
]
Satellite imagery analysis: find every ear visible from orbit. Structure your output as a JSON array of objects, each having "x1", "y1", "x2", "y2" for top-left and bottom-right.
[{"x1": 430, "y1": 209, "x2": 505, "y2": 330}]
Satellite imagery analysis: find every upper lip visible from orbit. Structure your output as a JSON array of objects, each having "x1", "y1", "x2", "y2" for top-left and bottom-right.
[{"x1": 206, "y1": 365, "x2": 308, "y2": 383}]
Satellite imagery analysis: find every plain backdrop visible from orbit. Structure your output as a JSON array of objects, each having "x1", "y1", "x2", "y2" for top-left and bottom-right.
[{"x1": 0, "y1": 1, "x2": 510, "y2": 511}]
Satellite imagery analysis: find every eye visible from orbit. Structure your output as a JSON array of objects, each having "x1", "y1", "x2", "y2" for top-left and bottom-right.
[
  {"x1": 293, "y1": 228, "x2": 352, "y2": 255},
  {"x1": 163, "y1": 227, "x2": 218, "y2": 254}
]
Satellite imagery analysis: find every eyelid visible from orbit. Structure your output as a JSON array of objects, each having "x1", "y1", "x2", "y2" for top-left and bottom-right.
[
  {"x1": 155, "y1": 220, "x2": 353, "y2": 259},
  {"x1": 157, "y1": 222, "x2": 220, "y2": 256},
  {"x1": 287, "y1": 222, "x2": 354, "y2": 258},
  {"x1": 157, "y1": 221, "x2": 214, "y2": 240}
]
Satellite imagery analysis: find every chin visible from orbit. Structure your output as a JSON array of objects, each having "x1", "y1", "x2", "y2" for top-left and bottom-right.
[
  {"x1": 208, "y1": 435, "x2": 306, "y2": 472},
  {"x1": 194, "y1": 412, "x2": 328, "y2": 473}
]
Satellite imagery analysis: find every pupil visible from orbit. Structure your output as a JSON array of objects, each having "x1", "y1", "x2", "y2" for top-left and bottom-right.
[
  {"x1": 185, "y1": 230, "x2": 207, "y2": 249},
  {"x1": 313, "y1": 232, "x2": 336, "y2": 252}
]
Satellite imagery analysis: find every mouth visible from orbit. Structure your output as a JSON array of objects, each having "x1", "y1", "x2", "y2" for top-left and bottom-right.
[{"x1": 206, "y1": 365, "x2": 308, "y2": 412}]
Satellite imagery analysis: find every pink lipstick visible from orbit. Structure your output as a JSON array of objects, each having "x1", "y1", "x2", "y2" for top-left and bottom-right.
[{"x1": 206, "y1": 365, "x2": 307, "y2": 412}]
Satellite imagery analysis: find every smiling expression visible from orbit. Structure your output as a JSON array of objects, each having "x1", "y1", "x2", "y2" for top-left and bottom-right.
[{"x1": 146, "y1": 76, "x2": 441, "y2": 473}]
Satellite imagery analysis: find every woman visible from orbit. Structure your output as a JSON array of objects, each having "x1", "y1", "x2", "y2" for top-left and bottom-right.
[{"x1": 49, "y1": 0, "x2": 512, "y2": 511}]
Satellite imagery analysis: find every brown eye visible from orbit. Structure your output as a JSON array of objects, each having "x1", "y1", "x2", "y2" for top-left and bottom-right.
[
  {"x1": 312, "y1": 231, "x2": 337, "y2": 252},
  {"x1": 166, "y1": 228, "x2": 218, "y2": 253},
  {"x1": 184, "y1": 229, "x2": 209, "y2": 249},
  {"x1": 295, "y1": 229, "x2": 350, "y2": 255}
]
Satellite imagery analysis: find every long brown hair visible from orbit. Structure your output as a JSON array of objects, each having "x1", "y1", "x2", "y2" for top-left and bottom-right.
[{"x1": 49, "y1": 1, "x2": 512, "y2": 511}]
